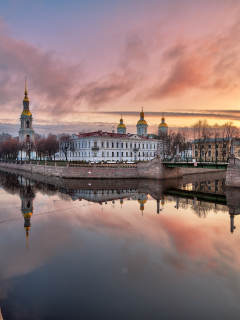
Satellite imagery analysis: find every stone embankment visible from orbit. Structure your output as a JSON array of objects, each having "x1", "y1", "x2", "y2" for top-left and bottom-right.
[
  {"x1": 0, "y1": 158, "x2": 182, "y2": 180},
  {"x1": 226, "y1": 157, "x2": 240, "y2": 188},
  {"x1": 0, "y1": 158, "x2": 227, "y2": 180}
]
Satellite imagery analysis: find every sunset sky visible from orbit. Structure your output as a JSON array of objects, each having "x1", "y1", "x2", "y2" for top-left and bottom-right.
[{"x1": 1, "y1": 0, "x2": 240, "y2": 136}]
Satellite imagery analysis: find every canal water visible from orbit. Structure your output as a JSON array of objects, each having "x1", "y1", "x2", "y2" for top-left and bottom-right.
[{"x1": 0, "y1": 170, "x2": 240, "y2": 320}]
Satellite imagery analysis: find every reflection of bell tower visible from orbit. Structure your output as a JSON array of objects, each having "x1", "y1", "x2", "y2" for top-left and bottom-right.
[
  {"x1": 230, "y1": 215, "x2": 236, "y2": 234},
  {"x1": 20, "y1": 179, "x2": 35, "y2": 249}
]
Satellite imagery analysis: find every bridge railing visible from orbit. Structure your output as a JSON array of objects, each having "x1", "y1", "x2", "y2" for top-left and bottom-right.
[{"x1": 162, "y1": 157, "x2": 229, "y2": 164}]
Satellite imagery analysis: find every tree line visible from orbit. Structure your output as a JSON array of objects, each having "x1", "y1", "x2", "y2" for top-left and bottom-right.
[{"x1": 0, "y1": 135, "x2": 59, "y2": 160}]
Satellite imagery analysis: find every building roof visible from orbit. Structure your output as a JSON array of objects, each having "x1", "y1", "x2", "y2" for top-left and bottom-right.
[
  {"x1": 74, "y1": 131, "x2": 158, "y2": 140},
  {"x1": 191, "y1": 137, "x2": 233, "y2": 144}
]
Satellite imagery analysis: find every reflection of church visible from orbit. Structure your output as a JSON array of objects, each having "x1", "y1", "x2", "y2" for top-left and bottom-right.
[
  {"x1": 68, "y1": 187, "x2": 149, "y2": 213},
  {"x1": 19, "y1": 177, "x2": 35, "y2": 249}
]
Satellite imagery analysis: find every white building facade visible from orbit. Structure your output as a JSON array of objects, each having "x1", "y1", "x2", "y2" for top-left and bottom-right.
[{"x1": 58, "y1": 131, "x2": 162, "y2": 162}]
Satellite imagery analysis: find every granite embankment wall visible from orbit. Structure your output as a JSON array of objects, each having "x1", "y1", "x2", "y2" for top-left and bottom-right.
[
  {"x1": 182, "y1": 168, "x2": 226, "y2": 174},
  {"x1": 226, "y1": 158, "x2": 240, "y2": 188},
  {"x1": 0, "y1": 159, "x2": 226, "y2": 180},
  {"x1": 0, "y1": 158, "x2": 183, "y2": 180}
]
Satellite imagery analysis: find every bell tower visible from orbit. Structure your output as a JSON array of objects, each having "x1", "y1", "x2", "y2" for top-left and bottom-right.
[{"x1": 19, "y1": 78, "x2": 35, "y2": 144}]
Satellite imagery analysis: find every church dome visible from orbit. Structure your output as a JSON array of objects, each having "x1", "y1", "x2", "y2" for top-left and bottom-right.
[
  {"x1": 138, "y1": 199, "x2": 147, "y2": 204},
  {"x1": 22, "y1": 212, "x2": 33, "y2": 219},
  {"x1": 117, "y1": 116, "x2": 126, "y2": 133},
  {"x1": 137, "y1": 119, "x2": 147, "y2": 125},
  {"x1": 159, "y1": 117, "x2": 167, "y2": 127},
  {"x1": 117, "y1": 123, "x2": 126, "y2": 128},
  {"x1": 21, "y1": 110, "x2": 32, "y2": 116}
]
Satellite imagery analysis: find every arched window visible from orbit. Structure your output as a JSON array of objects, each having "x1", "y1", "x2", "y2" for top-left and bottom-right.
[{"x1": 26, "y1": 120, "x2": 29, "y2": 128}]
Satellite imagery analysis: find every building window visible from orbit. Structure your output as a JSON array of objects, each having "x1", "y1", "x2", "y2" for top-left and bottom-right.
[
  {"x1": 208, "y1": 145, "x2": 211, "y2": 149},
  {"x1": 195, "y1": 151, "x2": 198, "y2": 156},
  {"x1": 130, "y1": 143, "x2": 132, "y2": 148},
  {"x1": 216, "y1": 150, "x2": 219, "y2": 157},
  {"x1": 201, "y1": 151, "x2": 204, "y2": 157},
  {"x1": 102, "y1": 142, "x2": 104, "y2": 147},
  {"x1": 112, "y1": 152, "x2": 114, "y2": 157},
  {"x1": 216, "y1": 144, "x2": 219, "y2": 149},
  {"x1": 112, "y1": 142, "x2": 114, "y2": 148},
  {"x1": 150, "y1": 144, "x2": 152, "y2": 149},
  {"x1": 107, "y1": 152, "x2": 109, "y2": 157},
  {"x1": 126, "y1": 143, "x2": 128, "y2": 148},
  {"x1": 94, "y1": 141, "x2": 97, "y2": 147},
  {"x1": 117, "y1": 152, "x2": 119, "y2": 157},
  {"x1": 201, "y1": 145, "x2": 204, "y2": 149},
  {"x1": 89, "y1": 142, "x2": 90, "y2": 147},
  {"x1": 223, "y1": 144, "x2": 227, "y2": 148},
  {"x1": 131, "y1": 152, "x2": 132, "y2": 157},
  {"x1": 121, "y1": 152, "x2": 123, "y2": 157},
  {"x1": 143, "y1": 144, "x2": 145, "y2": 149},
  {"x1": 138, "y1": 143, "x2": 140, "y2": 148},
  {"x1": 208, "y1": 150, "x2": 211, "y2": 157},
  {"x1": 107, "y1": 142, "x2": 109, "y2": 148},
  {"x1": 126, "y1": 152, "x2": 128, "y2": 157},
  {"x1": 102, "y1": 152, "x2": 104, "y2": 157},
  {"x1": 121, "y1": 143, "x2": 123, "y2": 148},
  {"x1": 117, "y1": 143, "x2": 119, "y2": 148}
]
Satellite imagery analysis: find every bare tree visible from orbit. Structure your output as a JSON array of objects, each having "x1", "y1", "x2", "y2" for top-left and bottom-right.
[
  {"x1": 44, "y1": 135, "x2": 59, "y2": 161},
  {"x1": 59, "y1": 135, "x2": 71, "y2": 162},
  {"x1": 222, "y1": 122, "x2": 239, "y2": 158}
]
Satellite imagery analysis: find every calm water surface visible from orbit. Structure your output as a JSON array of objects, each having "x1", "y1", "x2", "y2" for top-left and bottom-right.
[{"x1": 0, "y1": 170, "x2": 240, "y2": 320}]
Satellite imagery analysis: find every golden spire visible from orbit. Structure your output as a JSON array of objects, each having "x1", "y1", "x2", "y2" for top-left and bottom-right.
[
  {"x1": 26, "y1": 231, "x2": 29, "y2": 250},
  {"x1": 25, "y1": 77, "x2": 27, "y2": 95},
  {"x1": 23, "y1": 77, "x2": 29, "y2": 102}
]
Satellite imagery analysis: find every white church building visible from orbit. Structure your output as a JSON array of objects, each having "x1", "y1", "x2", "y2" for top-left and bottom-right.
[{"x1": 58, "y1": 110, "x2": 168, "y2": 162}]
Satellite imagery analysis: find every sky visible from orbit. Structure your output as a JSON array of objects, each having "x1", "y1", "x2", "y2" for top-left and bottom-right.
[{"x1": 1, "y1": 0, "x2": 240, "y2": 136}]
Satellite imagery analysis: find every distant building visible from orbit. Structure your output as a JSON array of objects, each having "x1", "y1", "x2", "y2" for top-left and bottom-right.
[
  {"x1": 0, "y1": 132, "x2": 12, "y2": 142},
  {"x1": 57, "y1": 109, "x2": 169, "y2": 162},
  {"x1": 18, "y1": 79, "x2": 36, "y2": 160},
  {"x1": 58, "y1": 130, "x2": 161, "y2": 162},
  {"x1": 191, "y1": 138, "x2": 231, "y2": 159}
]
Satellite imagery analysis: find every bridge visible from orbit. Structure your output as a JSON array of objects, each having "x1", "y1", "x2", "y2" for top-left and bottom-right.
[{"x1": 162, "y1": 159, "x2": 228, "y2": 170}]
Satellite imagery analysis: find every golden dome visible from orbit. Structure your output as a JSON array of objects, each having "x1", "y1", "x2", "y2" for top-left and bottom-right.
[
  {"x1": 137, "y1": 119, "x2": 147, "y2": 125},
  {"x1": 138, "y1": 199, "x2": 147, "y2": 204},
  {"x1": 159, "y1": 122, "x2": 168, "y2": 127},
  {"x1": 159, "y1": 117, "x2": 168, "y2": 127},
  {"x1": 23, "y1": 96, "x2": 29, "y2": 102},
  {"x1": 21, "y1": 110, "x2": 32, "y2": 116},
  {"x1": 117, "y1": 123, "x2": 126, "y2": 128},
  {"x1": 22, "y1": 212, "x2": 33, "y2": 219}
]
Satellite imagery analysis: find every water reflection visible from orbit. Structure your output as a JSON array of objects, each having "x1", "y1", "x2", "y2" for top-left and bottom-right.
[
  {"x1": 0, "y1": 170, "x2": 238, "y2": 237},
  {"x1": 0, "y1": 169, "x2": 240, "y2": 319}
]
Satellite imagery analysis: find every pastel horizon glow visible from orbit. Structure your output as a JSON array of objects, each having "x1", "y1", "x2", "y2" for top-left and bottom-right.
[{"x1": 1, "y1": 0, "x2": 240, "y2": 136}]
